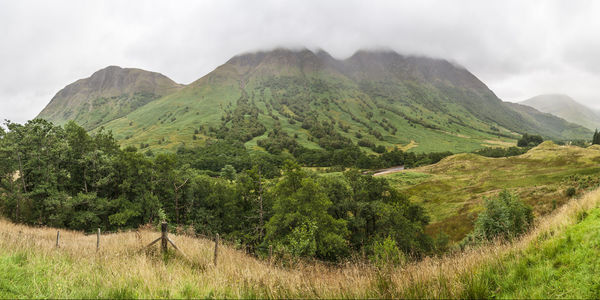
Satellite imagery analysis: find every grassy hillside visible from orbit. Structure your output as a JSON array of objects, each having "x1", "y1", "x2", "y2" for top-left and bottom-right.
[
  {"x1": 472, "y1": 206, "x2": 600, "y2": 298},
  {"x1": 37, "y1": 66, "x2": 183, "y2": 130},
  {"x1": 384, "y1": 141, "x2": 600, "y2": 241},
  {"x1": 522, "y1": 94, "x2": 600, "y2": 131},
  {"x1": 93, "y1": 49, "x2": 590, "y2": 153},
  {"x1": 1, "y1": 185, "x2": 599, "y2": 298}
]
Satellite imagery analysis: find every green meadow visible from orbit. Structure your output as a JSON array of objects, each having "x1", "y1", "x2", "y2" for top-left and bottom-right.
[{"x1": 384, "y1": 142, "x2": 600, "y2": 241}]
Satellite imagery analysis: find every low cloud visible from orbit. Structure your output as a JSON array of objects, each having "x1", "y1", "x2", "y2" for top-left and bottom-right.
[{"x1": 2, "y1": 0, "x2": 600, "y2": 123}]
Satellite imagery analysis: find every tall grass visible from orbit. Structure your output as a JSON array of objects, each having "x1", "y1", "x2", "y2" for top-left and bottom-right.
[{"x1": 1, "y1": 186, "x2": 599, "y2": 298}]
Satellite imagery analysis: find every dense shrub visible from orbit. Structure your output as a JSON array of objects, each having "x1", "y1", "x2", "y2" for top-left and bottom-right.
[
  {"x1": 474, "y1": 146, "x2": 527, "y2": 158},
  {"x1": 369, "y1": 236, "x2": 406, "y2": 268},
  {"x1": 517, "y1": 133, "x2": 543, "y2": 147},
  {"x1": 565, "y1": 187, "x2": 576, "y2": 197},
  {"x1": 463, "y1": 190, "x2": 533, "y2": 245}
]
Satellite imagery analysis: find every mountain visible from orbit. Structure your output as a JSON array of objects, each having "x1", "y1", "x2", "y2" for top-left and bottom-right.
[
  {"x1": 505, "y1": 102, "x2": 592, "y2": 140},
  {"x1": 521, "y1": 94, "x2": 600, "y2": 130},
  {"x1": 37, "y1": 66, "x2": 183, "y2": 130},
  {"x1": 40, "y1": 49, "x2": 592, "y2": 152}
]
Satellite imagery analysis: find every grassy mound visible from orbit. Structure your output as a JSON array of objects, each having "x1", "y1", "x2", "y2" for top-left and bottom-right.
[{"x1": 385, "y1": 143, "x2": 600, "y2": 241}]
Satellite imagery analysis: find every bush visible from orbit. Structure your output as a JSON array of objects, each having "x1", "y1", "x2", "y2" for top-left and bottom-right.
[
  {"x1": 373, "y1": 145, "x2": 386, "y2": 154},
  {"x1": 474, "y1": 146, "x2": 527, "y2": 158},
  {"x1": 369, "y1": 236, "x2": 406, "y2": 268},
  {"x1": 283, "y1": 221, "x2": 318, "y2": 257},
  {"x1": 565, "y1": 187, "x2": 576, "y2": 197},
  {"x1": 433, "y1": 232, "x2": 450, "y2": 254},
  {"x1": 517, "y1": 133, "x2": 543, "y2": 147},
  {"x1": 220, "y1": 164, "x2": 236, "y2": 181},
  {"x1": 464, "y1": 190, "x2": 533, "y2": 244},
  {"x1": 358, "y1": 139, "x2": 375, "y2": 148}
]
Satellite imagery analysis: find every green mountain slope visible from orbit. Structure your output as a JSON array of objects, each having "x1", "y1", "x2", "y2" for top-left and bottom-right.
[
  {"x1": 45, "y1": 49, "x2": 592, "y2": 153},
  {"x1": 37, "y1": 66, "x2": 183, "y2": 130},
  {"x1": 521, "y1": 94, "x2": 600, "y2": 130}
]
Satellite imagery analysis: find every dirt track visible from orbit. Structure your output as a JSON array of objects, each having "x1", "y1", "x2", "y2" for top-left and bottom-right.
[{"x1": 372, "y1": 165, "x2": 404, "y2": 176}]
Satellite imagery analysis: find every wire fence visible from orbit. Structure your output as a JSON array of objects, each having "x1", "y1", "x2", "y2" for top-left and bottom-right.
[{"x1": 50, "y1": 222, "x2": 358, "y2": 268}]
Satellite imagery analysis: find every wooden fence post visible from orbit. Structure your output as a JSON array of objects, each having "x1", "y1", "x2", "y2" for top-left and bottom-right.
[
  {"x1": 56, "y1": 231, "x2": 60, "y2": 248},
  {"x1": 96, "y1": 228, "x2": 100, "y2": 252},
  {"x1": 161, "y1": 222, "x2": 168, "y2": 254},
  {"x1": 214, "y1": 233, "x2": 220, "y2": 267},
  {"x1": 269, "y1": 244, "x2": 273, "y2": 263},
  {"x1": 141, "y1": 222, "x2": 188, "y2": 260}
]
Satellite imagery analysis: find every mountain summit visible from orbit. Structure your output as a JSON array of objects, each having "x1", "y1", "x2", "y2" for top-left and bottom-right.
[
  {"x1": 38, "y1": 48, "x2": 591, "y2": 152},
  {"x1": 37, "y1": 66, "x2": 182, "y2": 130}
]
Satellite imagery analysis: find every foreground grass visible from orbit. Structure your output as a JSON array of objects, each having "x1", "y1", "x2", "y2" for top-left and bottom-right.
[
  {"x1": 474, "y1": 207, "x2": 600, "y2": 298},
  {"x1": 1, "y1": 185, "x2": 600, "y2": 298},
  {"x1": 0, "y1": 221, "x2": 375, "y2": 299}
]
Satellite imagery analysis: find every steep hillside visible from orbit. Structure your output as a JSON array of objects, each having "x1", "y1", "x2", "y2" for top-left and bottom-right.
[
  {"x1": 37, "y1": 66, "x2": 183, "y2": 130},
  {"x1": 521, "y1": 94, "x2": 600, "y2": 130},
  {"x1": 42, "y1": 49, "x2": 592, "y2": 153}
]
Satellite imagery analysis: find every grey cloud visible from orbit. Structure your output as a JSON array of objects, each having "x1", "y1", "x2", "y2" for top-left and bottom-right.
[{"x1": 2, "y1": 0, "x2": 600, "y2": 123}]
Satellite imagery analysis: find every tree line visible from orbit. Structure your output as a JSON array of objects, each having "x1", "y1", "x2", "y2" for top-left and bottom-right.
[{"x1": 0, "y1": 119, "x2": 436, "y2": 261}]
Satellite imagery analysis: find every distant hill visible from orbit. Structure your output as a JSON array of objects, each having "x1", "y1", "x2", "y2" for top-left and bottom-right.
[
  {"x1": 505, "y1": 102, "x2": 591, "y2": 140},
  {"x1": 37, "y1": 66, "x2": 183, "y2": 130},
  {"x1": 38, "y1": 49, "x2": 592, "y2": 152},
  {"x1": 521, "y1": 94, "x2": 600, "y2": 131}
]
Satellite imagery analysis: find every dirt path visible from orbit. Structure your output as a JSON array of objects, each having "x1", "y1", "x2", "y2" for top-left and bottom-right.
[{"x1": 373, "y1": 165, "x2": 404, "y2": 176}]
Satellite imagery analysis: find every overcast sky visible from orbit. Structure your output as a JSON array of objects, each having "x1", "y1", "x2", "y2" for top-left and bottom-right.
[{"x1": 2, "y1": 0, "x2": 600, "y2": 123}]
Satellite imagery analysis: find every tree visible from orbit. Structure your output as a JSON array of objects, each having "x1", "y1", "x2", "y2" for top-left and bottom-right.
[
  {"x1": 263, "y1": 161, "x2": 348, "y2": 260},
  {"x1": 153, "y1": 153, "x2": 192, "y2": 225},
  {"x1": 236, "y1": 166, "x2": 272, "y2": 248},
  {"x1": 331, "y1": 169, "x2": 432, "y2": 257},
  {"x1": 105, "y1": 147, "x2": 155, "y2": 228},
  {"x1": 517, "y1": 133, "x2": 543, "y2": 147},
  {"x1": 3, "y1": 119, "x2": 69, "y2": 225},
  {"x1": 64, "y1": 121, "x2": 93, "y2": 193},
  {"x1": 220, "y1": 164, "x2": 236, "y2": 181},
  {"x1": 0, "y1": 124, "x2": 19, "y2": 220},
  {"x1": 593, "y1": 129, "x2": 600, "y2": 145}
]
